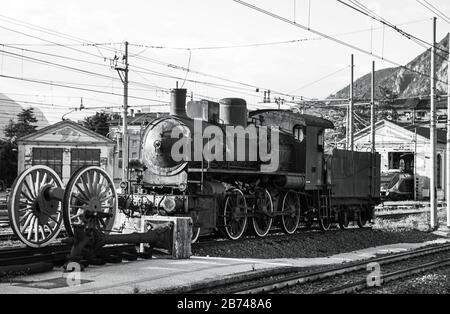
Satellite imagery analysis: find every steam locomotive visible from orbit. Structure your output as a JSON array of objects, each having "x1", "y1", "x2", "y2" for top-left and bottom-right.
[{"x1": 119, "y1": 88, "x2": 381, "y2": 242}]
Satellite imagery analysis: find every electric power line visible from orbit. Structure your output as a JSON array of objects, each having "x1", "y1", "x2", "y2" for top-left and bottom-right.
[{"x1": 232, "y1": 0, "x2": 449, "y2": 87}]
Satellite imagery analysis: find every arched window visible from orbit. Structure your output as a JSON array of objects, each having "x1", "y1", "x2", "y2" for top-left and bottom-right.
[{"x1": 437, "y1": 154, "x2": 442, "y2": 189}]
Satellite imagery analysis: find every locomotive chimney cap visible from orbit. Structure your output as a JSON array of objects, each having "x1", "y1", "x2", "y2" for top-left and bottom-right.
[{"x1": 170, "y1": 88, "x2": 187, "y2": 117}]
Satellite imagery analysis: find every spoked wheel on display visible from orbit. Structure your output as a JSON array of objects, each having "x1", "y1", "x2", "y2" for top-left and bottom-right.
[
  {"x1": 63, "y1": 166, "x2": 117, "y2": 236},
  {"x1": 338, "y1": 208, "x2": 350, "y2": 230},
  {"x1": 279, "y1": 191, "x2": 301, "y2": 235},
  {"x1": 8, "y1": 166, "x2": 64, "y2": 248},
  {"x1": 252, "y1": 188, "x2": 274, "y2": 237},
  {"x1": 222, "y1": 189, "x2": 248, "y2": 240}
]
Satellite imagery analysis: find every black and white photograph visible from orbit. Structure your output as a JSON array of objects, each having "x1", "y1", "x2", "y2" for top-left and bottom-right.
[{"x1": 0, "y1": 0, "x2": 450, "y2": 303}]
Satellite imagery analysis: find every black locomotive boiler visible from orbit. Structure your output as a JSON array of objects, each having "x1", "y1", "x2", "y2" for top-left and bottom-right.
[{"x1": 121, "y1": 88, "x2": 381, "y2": 242}]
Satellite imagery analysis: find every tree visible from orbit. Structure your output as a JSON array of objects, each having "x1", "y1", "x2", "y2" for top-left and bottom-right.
[
  {"x1": 4, "y1": 108, "x2": 38, "y2": 142},
  {"x1": 1, "y1": 108, "x2": 38, "y2": 186},
  {"x1": 82, "y1": 112, "x2": 111, "y2": 137}
]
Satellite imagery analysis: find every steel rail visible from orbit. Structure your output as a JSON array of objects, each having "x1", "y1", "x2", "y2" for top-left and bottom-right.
[
  {"x1": 231, "y1": 243, "x2": 450, "y2": 294},
  {"x1": 320, "y1": 257, "x2": 450, "y2": 294}
]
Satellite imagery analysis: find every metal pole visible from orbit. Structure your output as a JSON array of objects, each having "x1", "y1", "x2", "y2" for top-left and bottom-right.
[
  {"x1": 446, "y1": 32, "x2": 450, "y2": 228},
  {"x1": 349, "y1": 54, "x2": 354, "y2": 151},
  {"x1": 371, "y1": 60, "x2": 375, "y2": 153},
  {"x1": 414, "y1": 128, "x2": 418, "y2": 202},
  {"x1": 371, "y1": 60, "x2": 376, "y2": 197},
  {"x1": 122, "y1": 41, "x2": 129, "y2": 187},
  {"x1": 430, "y1": 18, "x2": 437, "y2": 229}
]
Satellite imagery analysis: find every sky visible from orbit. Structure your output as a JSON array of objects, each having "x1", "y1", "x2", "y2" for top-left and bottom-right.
[{"x1": 0, "y1": 0, "x2": 449, "y2": 124}]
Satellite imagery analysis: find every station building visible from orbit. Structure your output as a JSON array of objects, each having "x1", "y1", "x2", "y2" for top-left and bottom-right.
[
  {"x1": 350, "y1": 119, "x2": 447, "y2": 200},
  {"x1": 17, "y1": 120, "x2": 116, "y2": 185}
]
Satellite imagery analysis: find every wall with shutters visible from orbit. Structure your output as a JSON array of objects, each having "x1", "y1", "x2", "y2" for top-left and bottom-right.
[
  {"x1": 19, "y1": 144, "x2": 114, "y2": 185},
  {"x1": 17, "y1": 121, "x2": 116, "y2": 186}
]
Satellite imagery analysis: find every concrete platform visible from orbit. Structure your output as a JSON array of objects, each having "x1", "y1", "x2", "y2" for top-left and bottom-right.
[{"x1": 1, "y1": 238, "x2": 449, "y2": 294}]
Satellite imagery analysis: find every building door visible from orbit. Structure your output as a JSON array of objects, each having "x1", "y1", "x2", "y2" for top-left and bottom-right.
[
  {"x1": 32, "y1": 148, "x2": 63, "y2": 178},
  {"x1": 71, "y1": 149, "x2": 101, "y2": 175}
]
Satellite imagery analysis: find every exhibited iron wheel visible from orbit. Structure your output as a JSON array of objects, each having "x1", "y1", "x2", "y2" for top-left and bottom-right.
[
  {"x1": 280, "y1": 191, "x2": 301, "y2": 235},
  {"x1": 8, "y1": 166, "x2": 64, "y2": 248},
  {"x1": 63, "y1": 166, "x2": 117, "y2": 236},
  {"x1": 252, "y1": 188, "x2": 274, "y2": 237},
  {"x1": 222, "y1": 189, "x2": 247, "y2": 240}
]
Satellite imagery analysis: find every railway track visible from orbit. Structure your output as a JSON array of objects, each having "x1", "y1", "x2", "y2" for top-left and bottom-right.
[
  {"x1": 172, "y1": 243, "x2": 450, "y2": 294},
  {"x1": 0, "y1": 244, "x2": 151, "y2": 279},
  {"x1": 320, "y1": 257, "x2": 450, "y2": 294},
  {"x1": 374, "y1": 210, "x2": 428, "y2": 220}
]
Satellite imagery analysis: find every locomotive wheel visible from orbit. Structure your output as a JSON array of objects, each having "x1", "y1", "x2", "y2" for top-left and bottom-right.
[
  {"x1": 280, "y1": 191, "x2": 301, "y2": 235},
  {"x1": 318, "y1": 217, "x2": 331, "y2": 231},
  {"x1": 356, "y1": 208, "x2": 367, "y2": 228},
  {"x1": 189, "y1": 211, "x2": 201, "y2": 243},
  {"x1": 252, "y1": 188, "x2": 274, "y2": 237},
  {"x1": 63, "y1": 166, "x2": 117, "y2": 236},
  {"x1": 191, "y1": 227, "x2": 201, "y2": 243},
  {"x1": 8, "y1": 166, "x2": 64, "y2": 248},
  {"x1": 222, "y1": 189, "x2": 247, "y2": 240},
  {"x1": 338, "y1": 209, "x2": 350, "y2": 230}
]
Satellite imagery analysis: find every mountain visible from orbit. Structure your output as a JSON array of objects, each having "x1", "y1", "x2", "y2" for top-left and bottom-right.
[
  {"x1": 332, "y1": 34, "x2": 449, "y2": 100},
  {"x1": 0, "y1": 93, "x2": 49, "y2": 139}
]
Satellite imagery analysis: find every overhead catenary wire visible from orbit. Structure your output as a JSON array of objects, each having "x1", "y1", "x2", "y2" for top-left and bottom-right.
[
  {"x1": 0, "y1": 15, "x2": 309, "y2": 102},
  {"x1": 416, "y1": 0, "x2": 450, "y2": 24},
  {"x1": 0, "y1": 74, "x2": 169, "y2": 105},
  {"x1": 232, "y1": 0, "x2": 449, "y2": 87},
  {"x1": 290, "y1": 65, "x2": 350, "y2": 93},
  {"x1": 337, "y1": 0, "x2": 449, "y2": 58}
]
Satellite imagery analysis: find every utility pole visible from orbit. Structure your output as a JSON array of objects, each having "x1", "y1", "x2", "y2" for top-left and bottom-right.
[
  {"x1": 430, "y1": 18, "x2": 437, "y2": 229},
  {"x1": 349, "y1": 54, "x2": 354, "y2": 151},
  {"x1": 446, "y1": 32, "x2": 450, "y2": 229},
  {"x1": 115, "y1": 41, "x2": 129, "y2": 187},
  {"x1": 371, "y1": 61, "x2": 376, "y2": 197},
  {"x1": 371, "y1": 61, "x2": 375, "y2": 154}
]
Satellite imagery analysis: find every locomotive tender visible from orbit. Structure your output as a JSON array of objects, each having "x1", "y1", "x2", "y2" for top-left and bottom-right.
[{"x1": 121, "y1": 88, "x2": 381, "y2": 242}]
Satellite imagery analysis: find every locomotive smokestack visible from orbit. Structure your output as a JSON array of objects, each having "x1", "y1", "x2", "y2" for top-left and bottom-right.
[{"x1": 170, "y1": 88, "x2": 187, "y2": 117}]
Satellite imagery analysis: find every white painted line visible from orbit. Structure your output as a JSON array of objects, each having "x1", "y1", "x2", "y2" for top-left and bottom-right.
[
  {"x1": 169, "y1": 260, "x2": 228, "y2": 266},
  {"x1": 142, "y1": 266, "x2": 186, "y2": 271},
  {"x1": 192, "y1": 256, "x2": 294, "y2": 267}
]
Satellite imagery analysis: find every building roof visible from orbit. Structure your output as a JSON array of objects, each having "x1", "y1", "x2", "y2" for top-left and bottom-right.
[
  {"x1": 401, "y1": 123, "x2": 447, "y2": 143},
  {"x1": 17, "y1": 119, "x2": 115, "y2": 144},
  {"x1": 352, "y1": 119, "x2": 447, "y2": 144}
]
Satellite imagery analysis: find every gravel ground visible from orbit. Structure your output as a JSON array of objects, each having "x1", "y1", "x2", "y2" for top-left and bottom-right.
[
  {"x1": 192, "y1": 228, "x2": 442, "y2": 259},
  {"x1": 366, "y1": 267, "x2": 450, "y2": 294}
]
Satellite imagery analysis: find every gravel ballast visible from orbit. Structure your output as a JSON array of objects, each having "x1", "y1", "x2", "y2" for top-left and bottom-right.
[{"x1": 192, "y1": 228, "x2": 442, "y2": 259}]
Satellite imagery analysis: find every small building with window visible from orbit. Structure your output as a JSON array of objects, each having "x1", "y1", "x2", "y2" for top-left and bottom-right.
[
  {"x1": 351, "y1": 119, "x2": 447, "y2": 200},
  {"x1": 17, "y1": 120, "x2": 116, "y2": 185}
]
